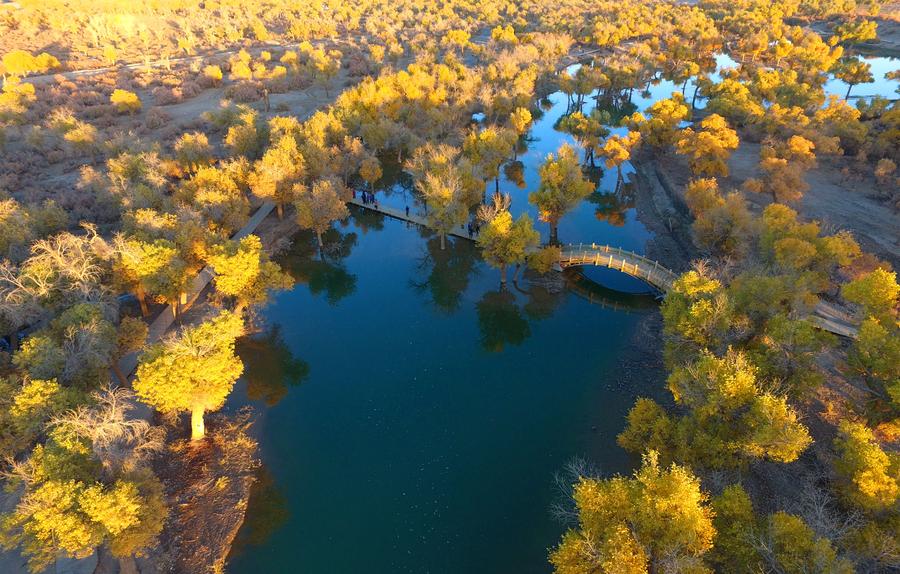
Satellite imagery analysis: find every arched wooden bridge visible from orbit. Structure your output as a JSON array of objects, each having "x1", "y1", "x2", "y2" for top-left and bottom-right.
[
  {"x1": 558, "y1": 243, "x2": 678, "y2": 292},
  {"x1": 557, "y1": 242, "x2": 858, "y2": 338},
  {"x1": 347, "y1": 199, "x2": 860, "y2": 338}
]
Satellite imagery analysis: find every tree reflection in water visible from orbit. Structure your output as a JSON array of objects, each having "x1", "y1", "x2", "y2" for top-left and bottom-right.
[
  {"x1": 589, "y1": 180, "x2": 635, "y2": 227},
  {"x1": 345, "y1": 204, "x2": 384, "y2": 235},
  {"x1": 238, "y1": 325, "x2": 310, "y2": 407},
  {"x1": 516, "y1": 278, "x2": 565, "y2": 321},
  {"x1": 476, "y1": 288, "x2": 531, "y2": 353},
  {"x1": 278, "y1": 227, "x2": 358, "y2": 305},
  {"x1": 410, "y1": 236, "x2": 480, "y2": 314},
  {"x1": 228, "y1": 465, "x2": 290, "y2": 558},
  {"x1": 503, "y1": 160, "x2": 527, "y2": 189}
]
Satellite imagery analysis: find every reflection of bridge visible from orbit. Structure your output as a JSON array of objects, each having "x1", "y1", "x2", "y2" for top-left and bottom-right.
[
  {"x1": 348, "y1": 200, "x2": 860, "y2": 338},
  {"x1": 564, "y1": 269, "x2": 659, "y2": 313}
]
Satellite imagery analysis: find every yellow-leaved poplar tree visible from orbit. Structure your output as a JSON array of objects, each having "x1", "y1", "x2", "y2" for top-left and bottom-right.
[
  {"x1": 549, "y1": 451, "x2": 715, "y2": 573},
  {"x1": 134, "y1": 311, "x2": 244, "y2": 440}
]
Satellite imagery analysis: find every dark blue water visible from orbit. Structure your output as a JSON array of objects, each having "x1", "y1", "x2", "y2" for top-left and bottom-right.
[{"x1": 225, "y1": 53, "x2": 899, "y2": 574}]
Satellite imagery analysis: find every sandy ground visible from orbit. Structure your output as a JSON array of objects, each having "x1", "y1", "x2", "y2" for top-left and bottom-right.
[
  {"x1": 804, "y1": 4, "x2": 900, "y2": 56},
  {"x1": 655, "y1": 142, "x2": 900, "y2": 270},
  {"x1": 872, "y1": 14, "x2": 900, "y2": 56},
  {"x1": 724, "y1": 142, "x2": 900, "y2": 269}
]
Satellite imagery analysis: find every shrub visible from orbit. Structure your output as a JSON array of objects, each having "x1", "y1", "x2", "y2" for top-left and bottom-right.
[
  {"x1": 180, "y1": 80, "x2": 202, "y2": 100},
  {"x1": 202, "y1": 64, "x2": 223, "y2": 87},
  {"x1": 144, "y1": 107, "x2": 170, "y2": 130},
  {"x1": 110, "y1": 89, "x2": 142, "y2": 114},
  {"x1": 225, "y1": 82, "x2": 262, "y2": 103},
  {"x1": 151, "y1": 86, "x2": 181, "y2": 106}
]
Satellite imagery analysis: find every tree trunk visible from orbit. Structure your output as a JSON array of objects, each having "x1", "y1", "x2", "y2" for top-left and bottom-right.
[
  {"x1": 691, "y1": 84, "x2": 700, "y2": 109},
  {"x1": 136, "y1": 287, "x2": 149, "y2": 317},
  {"x1": 276, "y1": 202, "x2": 284, "y2": 219},
  {"x1": 176, "y1": 291, "x2": 186, "y2": 319},
  {"x1": 513, "y1": 264, "x2": 522, "y2": 282},
  {"x1": 550, "y1": 222, "x2": 559, "y2": 245},
  {"x1": 191, "y1": 405, "x2": 205, "y2": 441},
  {"x1": 316, "y1": 230, "x2": 324, "y2": 248},
  {"x1": 440, "y1": 233, "x2": 446, "y2": 251},
  {"x1": 500, "y1": 265, "x2": 508, "y2": 284},
  {"x1": 112, "y1": 361, "x2": 128, "y2": 386},
  {"x1": 845, "y1": 84, "x2": 853, "y2": 100},
  {"x1": 495, "y1": 176, "x2": 500, "y2": 193}
]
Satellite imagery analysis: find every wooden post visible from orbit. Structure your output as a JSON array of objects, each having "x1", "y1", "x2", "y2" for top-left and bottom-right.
[{"x1": 608, "y1": 254, "x2": 613, "y2": 266}]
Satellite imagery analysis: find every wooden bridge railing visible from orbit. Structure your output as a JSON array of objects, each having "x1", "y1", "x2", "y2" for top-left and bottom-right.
[{"x1": 558, "y1": 243, "x2": 679, "y2": 291}]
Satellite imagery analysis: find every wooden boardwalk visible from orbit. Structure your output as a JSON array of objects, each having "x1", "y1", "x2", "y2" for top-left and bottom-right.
[
  {"x1": 346, "y1": 199, "x2": 859, "y2": 338},
  {"x1": 348, "y1": 196, "x2": 476, "y2": 240},
  {"x1": 811, "y1": 301, "x2": 860, "y2": 339}
]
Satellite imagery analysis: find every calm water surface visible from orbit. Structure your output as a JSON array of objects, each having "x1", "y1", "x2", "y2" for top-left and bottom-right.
[{"x1": 225, "y1": 54, "x2": 898, "y2": 574}]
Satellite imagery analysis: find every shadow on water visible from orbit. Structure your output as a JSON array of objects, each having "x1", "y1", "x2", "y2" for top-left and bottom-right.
[
  {"x1": 344, "y1": 205, "x2": 385, "y2": 235},
  {"x1": 227, "y1": 465, "x2": 290, "y2": 559},
  {"x1": 237, "y1": 325, "x2": 310, "y2": 407},
  {"x1": 476, "y1": 287, "x2": 532, "y2": 352},
  {"x1": 277, "y1": 227, "x2": 359, "y2": 306},
  {"x1": 410, "y1": 236, "x2": 481, "y2": 314}
]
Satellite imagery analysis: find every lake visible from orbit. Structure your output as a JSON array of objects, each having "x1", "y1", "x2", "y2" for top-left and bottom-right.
[{"x1": 224, "y1": 52, "x2": 898, "y2": 573}]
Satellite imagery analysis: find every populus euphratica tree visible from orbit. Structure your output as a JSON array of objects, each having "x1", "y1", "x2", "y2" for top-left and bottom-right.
[
  {"x1": 529, "y1": 144, "x2": 594, "y2": 242},
  {"x1": 676, "y1": 114, "x2": 740, "y2": 177},
  {"x1": 293, "y1": 178, "x2": 350, "y2": 248},
  {"x1": 549, "y1": 451, "x2": 715, "y2": 573},
  {"x1": 477, "y1": 193, "x2": 539, "y2": 283},
  {"x1": 418, "y1": 171, "x2": 469, "y2": 250},
  {"x1": 134, "y1": 311, "x2": 244, "y2": 441}
]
